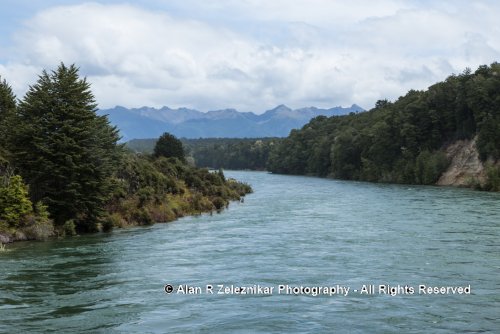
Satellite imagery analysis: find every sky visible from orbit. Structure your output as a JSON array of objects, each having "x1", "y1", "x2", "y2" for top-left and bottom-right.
[{"x1": 0, "y1": 0, "x2": 499, "y2": 113}]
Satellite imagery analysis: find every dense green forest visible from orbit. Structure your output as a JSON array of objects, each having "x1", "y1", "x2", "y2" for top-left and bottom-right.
[
  {"x1": 267, "y1": 63, "x2": 500, "y2": 190},
  {"x1": 127, "y1": 138, "x2": 279, "y2": 170},
  {"x1": 126, "y1": 64, "x2": 499, "y2": 192},
  {"x1": 0, "y1": 64, "x2": 251, "y2": 242},
  {"x1": 187, "y1": 138, "x2": 278, "y2": 170}
]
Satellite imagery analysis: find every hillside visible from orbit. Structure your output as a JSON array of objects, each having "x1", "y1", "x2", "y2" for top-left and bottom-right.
[
  {"x1": 99, "y1": 104, "x2": 364, "y2": 140},
  {"x1": 267, "y1": 63, "x2": 500, "y2": 191}
]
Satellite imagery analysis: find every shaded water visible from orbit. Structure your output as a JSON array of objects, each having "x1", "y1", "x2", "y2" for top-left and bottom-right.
[{"x1": 1, "y1": 171, "x2": 499, "y2": 333}]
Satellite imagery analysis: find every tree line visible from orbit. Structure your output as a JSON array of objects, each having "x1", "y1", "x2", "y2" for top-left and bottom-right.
[
  {"x1": 127, "y1": 137, "x2": 280, "y2": 170},
  {"x1": 126, "y1": 63, "x2": 500, "y2": 191},
  {"x1": 127, "y1": 63, "x2": 499, "y2": 192},
  {"x1": 267, "y1": 63, "x2": 500, "y2": 190},
  {"x1": 183, "y1": 138, "x2": 279, "y2": 170},
  {"x1": 0, "y1": 64, "x2": 251, "y2": 242}
]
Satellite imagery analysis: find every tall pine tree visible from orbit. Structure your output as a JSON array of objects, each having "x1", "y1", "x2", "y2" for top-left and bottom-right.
[
  {"x1": 0, "y1": 76, "x2": 16, "y2": 164},
  {"x1": 11, "y1": 64, "x2": 120, "y2": 231}
]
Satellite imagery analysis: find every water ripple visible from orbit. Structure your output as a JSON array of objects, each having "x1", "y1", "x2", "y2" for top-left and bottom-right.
[{"x1": 1, "y1": 171, "x2": 499, "y2": 333}]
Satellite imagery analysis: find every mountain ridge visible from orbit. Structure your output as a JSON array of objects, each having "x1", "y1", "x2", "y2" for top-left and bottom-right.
[{"x1": 98, "y1": 104, "x2": 364, "y2": 140}]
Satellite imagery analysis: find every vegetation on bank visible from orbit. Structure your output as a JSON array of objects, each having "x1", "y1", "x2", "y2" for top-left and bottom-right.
[
  {"x1": 126, "y1": 64, "x2": 499, "y2": 191},
  {"x1": 127, "y1": 137, "x2": 280, "y2": 170},
  {"x1": 266, "y1": 63, "x2": 500, "y2": 191},
  {"x1": 129, "y1": 63, "x2": 500, "y2": 191},
  {"x1": 0, "y1": 64, "x2": 251, "y2": 243}
]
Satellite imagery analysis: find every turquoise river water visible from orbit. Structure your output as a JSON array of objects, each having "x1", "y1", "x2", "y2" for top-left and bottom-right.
[{"x1": 1, "y1": 171, "x2": 499, "y2": 333}]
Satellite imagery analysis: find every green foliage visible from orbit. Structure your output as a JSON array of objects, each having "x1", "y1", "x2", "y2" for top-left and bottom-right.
[
  {"x1": 267, "y1": 63, "x2": 500, "y2": 189},
  {"x1": 0, "y1": 175, "x2": 33, "y2": 227},
  {"x1": 0, "y1": 77, "x2": 16, "y2": 164},
  {"x1": 0, "y1": 77, "x2": 16, "y2": 113},
  {"x1": 137, "y1": 186, "x2": 155, "y2": 207},
  {"x1": 154, "y1": 132, "x2": 185, "y2": 160},
  {"x1": 101, "y1": 217, "x2": 114, "y2": 232},
  {"x1": 217, "y1": 168, "x2": 226, "y2": 181},
  {"x1": 0, "y1": 76, "x2": 16, "y2": 140},
  {"x1": 483, "y1": 165, "x2": 500, "y2": 191},
  {"x1": 211, "y1": 197, "x2": 226, "y2": 211},
  {"x1": 133, "y1": 208, "x2": 154, "y2": 225},
  {"x1": 10, "y1": 63, "x2": 121, "y2": 231},
  {"x1": 34, "y1": 201, "x2": 50, "y2": 221},
  {"x1": 188, "y1": 138, "x2": 278, "y2": 170},
  {"x1": 63, "y1": 220, "x2": 77, "y2": 236},
  {"x1": 107, "y1": 149, "x2": 252, "y2": 226},
  {"x1": 0, "y1": 65, "x2": 253, "y2": 239},
  {"x1": 104, "y1": 212, "x2": 126, "y2": 229},
  {"x1": 415, "y1": 150, "x2": 449, "y2": 185},
  {"x1": 22, "y1": 202, "x2": 54, "y2": 241},
  {"x1": 127, "y1": 137, "x2": 279, "y2": 170}
]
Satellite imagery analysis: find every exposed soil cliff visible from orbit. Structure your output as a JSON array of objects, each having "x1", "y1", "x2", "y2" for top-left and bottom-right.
[{"x1": 437, "y1": 137, "x2": 489, "y2": 187}]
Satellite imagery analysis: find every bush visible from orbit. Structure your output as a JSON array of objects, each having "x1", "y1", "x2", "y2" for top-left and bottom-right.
[
  {"x1": 23, "y1": 218, "x2": 54, "y2": 240},
  {"x1": 101, "y1": 218, "x2": 114, "y2": 232},
  {"x1": 106, "y1": 212, "x2": 127, "y2": 229},
  {"x1": 23, "y1": 202, "x2": 54, "y2": 240},
  {"x1": 148, "y1": 205, "x2": 176, "y2": 222},
  {"x1": 133, "y1": 208, "x2": 154, "y2": 225},
  {"x1": 63, "y1": 220, "x2": 77, "y2": 236},
  {"x1": 0, "y1": 175, "x2": 33, "y2": 227},
  {"x1": 191, "y1": 193, "x2": 214, "y2": 212},
  {"x1": 211, "y1": 197, "x2": 226, "y2": 211},
  {"x1": 137, "y1": 186, "x2": 155, "y2": 207},
  {"x1": 484, "y1": 165, "x2": 500, "y2": 191},
  {"x1": 415, "y1": 150, "x2": 449, "y2": 185}
]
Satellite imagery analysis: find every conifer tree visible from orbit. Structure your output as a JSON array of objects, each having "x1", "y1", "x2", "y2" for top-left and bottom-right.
[
  {"x1": 12, "y1": 63, "x2": 120, "y2": 231},
  {"x1": 0, "y1": 76, "x2": 16, "y2": 160},
  {"x1": 154, "y1": 132, "x2": 185, "y2": 161}
]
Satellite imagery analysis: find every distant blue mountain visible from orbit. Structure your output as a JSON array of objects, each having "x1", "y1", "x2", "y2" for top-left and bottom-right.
[{"x1": 98, "y1": 104, "x2": 364, "y2": 140}]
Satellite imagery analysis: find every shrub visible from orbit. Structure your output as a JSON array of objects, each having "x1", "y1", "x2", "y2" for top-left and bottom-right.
[
  {"x1": 101, "y1": 219, "x2": 114, "y2": 232},
  {"x1": 148, "y1": 205, "x2": 176, "y2": 222},
  {"x1": 23, "y1": 218, "x2": 54, "y2": 240},
  {"x1": 63, "y1": 220, "x2": 77, "y2": 236},
  {"x1": 134, "y1": 208, "x2": 154, "y2": 225},
  {"x1": 212, "y1": 197, "x2": 226, "y2": 211},
  {"x1": 484, "y1": 165, "x2": 500, "y2": 191},
  {"x1": 22, "y1": 202, "x2": 54, "y2": 240},
  {"x1": 415, "y1": 150, "x2": 449, "y2": 185},
  {"x1": 137, "y1": 186, "x2": 155, "y2": 207},
  {"x1": 0, "y1": 175, "x2": 33, "y2": 227}
]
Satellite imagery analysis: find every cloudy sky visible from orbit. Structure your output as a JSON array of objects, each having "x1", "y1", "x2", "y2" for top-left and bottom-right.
[{"x1": 1, "y1": 0, "x2": 499, "y2": 113}]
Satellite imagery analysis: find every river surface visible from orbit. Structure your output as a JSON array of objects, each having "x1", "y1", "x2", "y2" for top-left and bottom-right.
[{"x1": 1, "y1": 171, "x2": 499, "y2": 333}]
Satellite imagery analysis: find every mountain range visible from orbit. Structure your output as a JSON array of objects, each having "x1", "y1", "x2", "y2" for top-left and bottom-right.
[{"x1": 98, "y1": 104, "x2": 364, "y2": 140}]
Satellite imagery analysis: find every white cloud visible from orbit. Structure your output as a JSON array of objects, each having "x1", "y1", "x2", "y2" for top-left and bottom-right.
[{"x1": 1, "y1": 1, "x2": 500, "y2": 112}]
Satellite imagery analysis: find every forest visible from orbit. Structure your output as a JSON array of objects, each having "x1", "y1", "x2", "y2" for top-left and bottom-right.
[
  {"x1": 0, "y1": 64, "x2": 251, "y2": 242},
  {"x1": 127, "y1": 138, "x2": 280, "y2": 170},
  {"x1": 267, "y1": 63, "x2": 500, "y2": 190},
  {"x1": 127, "y1": 64, "x2": 499, "y2": 191},
  {"x1": 186, "y1": 138, "x2": 278, "y2": 170}
]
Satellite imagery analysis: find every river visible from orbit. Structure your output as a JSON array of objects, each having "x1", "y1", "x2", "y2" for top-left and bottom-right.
[{"x1": 1, "y1": 171, "x2": 499, "y2": 333}]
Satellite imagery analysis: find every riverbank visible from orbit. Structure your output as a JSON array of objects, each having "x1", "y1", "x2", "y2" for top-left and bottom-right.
[{"x1": 0, "y1": 174, "x2": 252, "y2": 244}]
